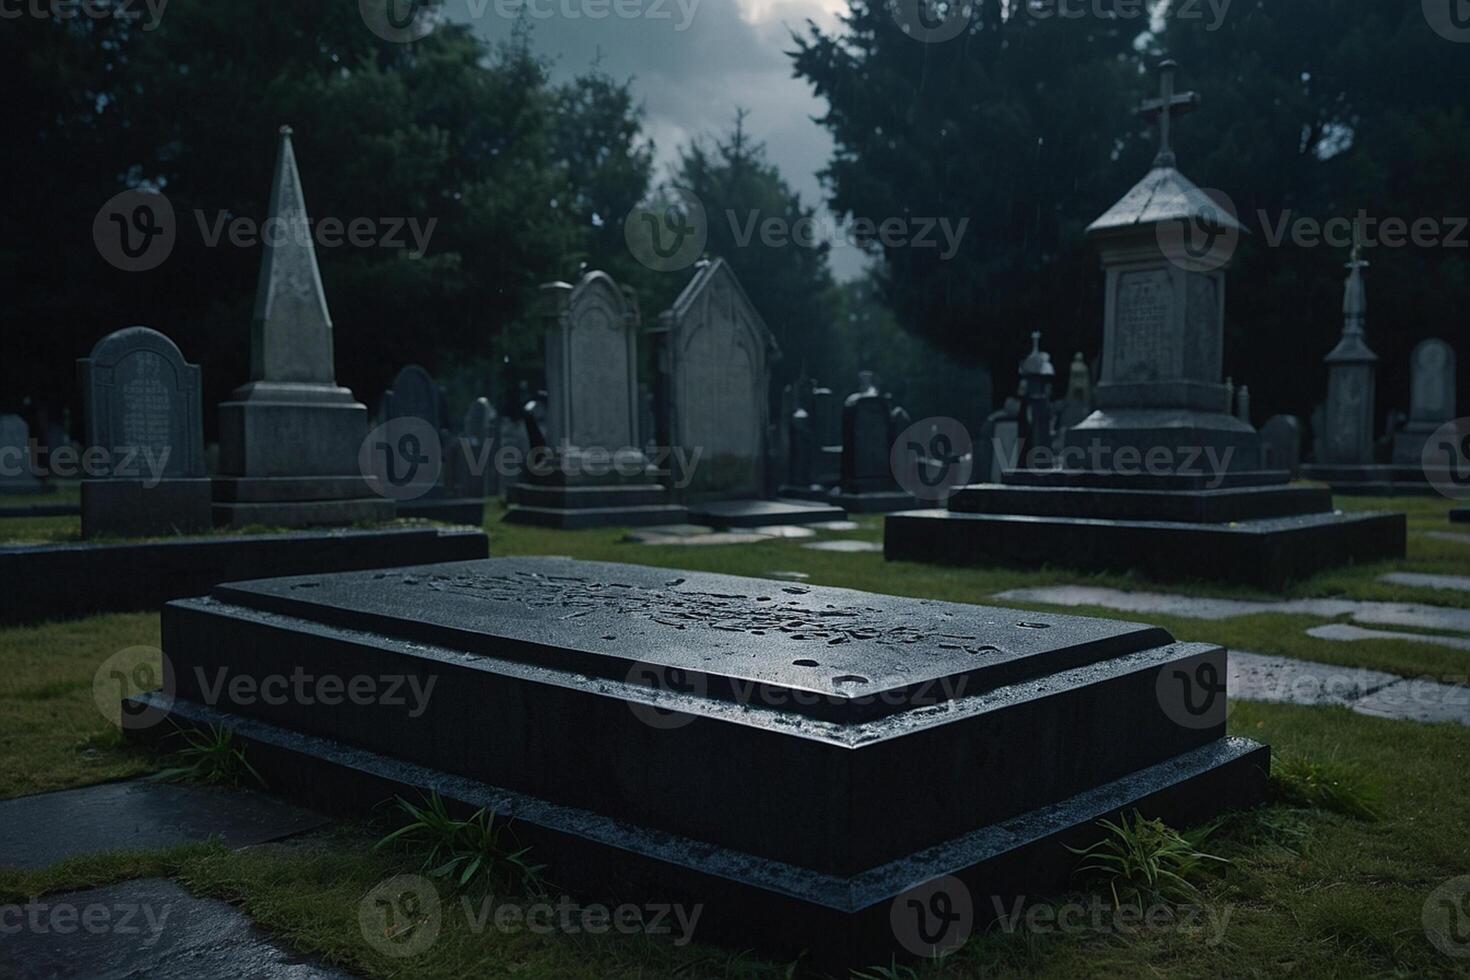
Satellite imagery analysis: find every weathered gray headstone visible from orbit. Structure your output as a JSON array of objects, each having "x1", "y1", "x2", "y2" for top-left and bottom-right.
[
  {"x1": 655, "y1": 258, "x2": 778, "y2": 499},
  {"x1": 1259, "y1": 414, "x2": 1302, "y2": 478},
  {"x1": 446, "y1": 396, "x2": 497, "y2": 498},
  {"x1": 77, "y1": 326, "x2": 212, "y2": 537},
  {"x1": 1393, "y1": 338, "x2": 1457, "y2": 463},
  {"x1": 502, "y1": 270, "x2": 684, "y2": 527},
  {"x1": 380, "y1": 364, "x2": 444, "y2": 429},
  {"x1": 214, "y1": 125, "x2": 392, "y2": 528},
  {"x1": 840, "y1": 372, "x2": 894, "y2": 493},
  {"x1": 0, "y1": 414, "x2": 45, "y2": 495}
]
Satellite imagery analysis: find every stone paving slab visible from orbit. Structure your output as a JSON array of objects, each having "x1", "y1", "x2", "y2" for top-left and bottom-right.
[
  {"x1": 0, "y1": 780, "x2": 328, "y2": 870},
  {"x1": 1, "y1": 877, "x2": 356, "y2": 979},
  {"x1": 1229, "y1": 651, "x2": 1469, "y2": 726},
  {"x1": 800, "y1": 539, "x2": 883, "y2": 553},
  {"x1": 807, "y1": 520, "x2": 860, "y2": 532},
  {"x1": 1379, "y1": 572, "x2": 1470, "y2": 592},
  {"x1": 1307, "y1": 622, "x2": 1470, "y2": 652},
  {"x1": 749, "y1": 524, "x2": 818, "y2": 538},
  {"x1": 624, "y1": 529, "x2": 769, "y2": 546},
  {"x1": 1228, "y1": 651, "x2": 1401, "y2": 707},
  {"x1": 1424, "y1": 531, "x2": 1470, "y2": 545},
  {"x1": 993, "y1": 585, "x2": 1470, "y2": 634}
]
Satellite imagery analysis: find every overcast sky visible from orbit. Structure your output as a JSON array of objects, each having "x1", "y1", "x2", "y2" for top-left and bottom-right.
[{"x1": 448, "y1": 0, "x2": 867, "y2": 279}]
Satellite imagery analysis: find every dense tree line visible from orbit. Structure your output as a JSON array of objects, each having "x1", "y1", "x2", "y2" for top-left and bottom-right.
[{"x1": 791, "y1": 0, "x2": 1469, "y2": 423}]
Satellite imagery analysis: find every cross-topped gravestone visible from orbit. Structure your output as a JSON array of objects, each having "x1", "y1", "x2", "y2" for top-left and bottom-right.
[
  {"x1": 1137, "y1": 59, "x2": 1199, "y2": 168},
  {"x1": 1066, "y1": 59, "x2": 1259, "y2": 471},
  {"x1": 1321, "y1": 246, "x2": 1378, "y2": 465}
]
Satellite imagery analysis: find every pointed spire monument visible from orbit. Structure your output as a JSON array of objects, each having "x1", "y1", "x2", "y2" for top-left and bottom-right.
[
  {"x1": 214, "y1": 125, "x2": 394, "y2": 527},
  {"x1": 249, "y1": 125, "x2": 336, "y2": 385}
]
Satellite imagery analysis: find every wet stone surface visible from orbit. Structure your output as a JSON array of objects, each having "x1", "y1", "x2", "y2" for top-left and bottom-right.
[
  {"x1": 0, "y1": 780, "x2": 329, "y2": 870},
  {"x1": 1, "y1": 877, "x2": 356, "y2": 979},
  {"x1": 207, "y1": 557, "x2": 1173, "y2": 719}
]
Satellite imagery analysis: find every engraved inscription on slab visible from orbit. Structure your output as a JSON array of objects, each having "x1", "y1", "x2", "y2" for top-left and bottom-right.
[
  {"x1": 117, "y1": 350, "x2": 174, "y2": 455},
  {"x1": 1113, "y1": 269, "x2": 1174, "y2": 382}
]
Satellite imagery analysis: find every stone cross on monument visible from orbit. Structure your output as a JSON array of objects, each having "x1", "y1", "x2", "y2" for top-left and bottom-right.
[{"x1": 1137, "y1": 59, "x2": 1199, "y2": 169}]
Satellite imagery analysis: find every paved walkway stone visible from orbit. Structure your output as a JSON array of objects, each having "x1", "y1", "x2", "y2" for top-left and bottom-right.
[
  {"x1": 1, "y1": 877, "x2": 356, "y2": 979},
  {"x1": 749, "y1": 525, "x2": 818, "y2": 538},
  {"x1": 1379, "y1": 572, "x2": 1470, "y2": 592},
  {"x1": 1424, "y1": 531, "x2": 1470, "y2": 545},
  {"x1": 801, "y1": 539, "x2": 883, "y2": 553},
  {"x1": 993, "y1": 585, "x2": 1470, "y2": 634},
  {"x1": 1229, "y1": 650, "x2": 1469, "y2": 726},
  {"x1": 1306, "y1": 622, "x2": 1470, "y2": 652},
  {"x1": 0, "y1": 780, "x2": 328, "y2": 870}
]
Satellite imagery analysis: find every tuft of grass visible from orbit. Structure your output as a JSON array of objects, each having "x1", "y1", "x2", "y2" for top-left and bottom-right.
[
  {"x1": 374, "y1": 791, "x2": 545, "y2": 895},
  {"x1": 150, "y1": 723, "x2": 264, "y2": 789},
  {"x1": 1269, "y1": 750, "x2": 1380, "y2": 821},
  {"x1": 1068, "y1": 810, "x2": 1230, "y2": 908},
  {"x1": 851, "y1": 960, "x2": 921, "y2": 979}
]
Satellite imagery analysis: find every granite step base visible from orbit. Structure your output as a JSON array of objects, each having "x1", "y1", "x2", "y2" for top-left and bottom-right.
[
  {"x1": 886, "y1": 509, "x2": 1405, "y2": 590},
  {"x1": 128, "y1": 691, "x2": 1266, "y2": 970}
]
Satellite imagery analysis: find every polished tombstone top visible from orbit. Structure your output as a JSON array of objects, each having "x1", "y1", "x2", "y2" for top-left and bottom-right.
[{"x1": 208, "y1": 557, "x2": 1172, "y2": 721}]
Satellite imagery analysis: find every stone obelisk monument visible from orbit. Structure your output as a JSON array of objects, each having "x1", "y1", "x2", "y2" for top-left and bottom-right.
[{"x1": 213, "y1": 126, "x2": 393, "y2": 527}]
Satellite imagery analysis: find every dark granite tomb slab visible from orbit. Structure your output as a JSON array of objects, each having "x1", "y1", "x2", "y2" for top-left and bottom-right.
[
  {"x1": 886, "y1": 466, "x2": 1405, "y2": 588},
  {"x1": 886, "y1": 507, "x2": 1404, "y2": 590},
  {"x1": 0, "y1": 524, "x2": 487, "y2": 624},
  {"x1": 127, "y1": 557, "x2": 1267, "y2": 967},
  {"x1": 1299, "y1": 463, "x2": 1444, "y2": 496}
]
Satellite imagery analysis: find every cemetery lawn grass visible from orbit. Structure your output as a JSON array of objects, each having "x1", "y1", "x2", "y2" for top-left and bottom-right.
[
  {"x1": 0, "y1": 502, "x2": 1466, "y2": 975},
  {"x1": 0, "y1": 702, "x2": 1464, "y2": 978}
]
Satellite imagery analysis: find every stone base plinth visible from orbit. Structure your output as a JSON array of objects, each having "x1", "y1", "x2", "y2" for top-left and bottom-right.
[
  {"x1": 81, "y1": 478, "x2": 212, "y2": 538},
  {"x1": 217, "y1": 384, "x2": 368, "y2": 478},
  {"x1": 885, "y1": 468, "x2": 1405, "y2": 589},
  {"x1": 1299, "y1": 464, "x2": 1442, "y2": 497}
]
